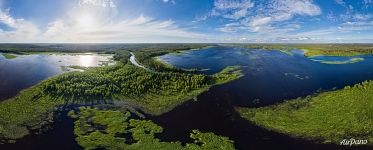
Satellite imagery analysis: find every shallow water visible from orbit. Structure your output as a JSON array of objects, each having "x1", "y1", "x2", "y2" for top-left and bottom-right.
[{"x1": 0, "y1": 53, "x2": 113, "y2": 101}]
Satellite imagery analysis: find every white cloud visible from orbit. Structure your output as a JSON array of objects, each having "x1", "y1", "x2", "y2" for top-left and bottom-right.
[
  {"x1": 353, "y1": 13, "x2": 372, "y2": 21},
  {"x1": 0, "y1": 9, "x2": 40, "y2": 42},
  {"x1": 212, "y1": 0, "x2": 321, "y2": 34},
  {"x1": 335, "y1": 0, "x2": 345, "y2": 5},
  {"x1": 0, "y1": 0, "x2": 203, "y2": 43},
  {"x1": 160, "y1": 0, "x2": 175, "y2": 4},
  {"x1": 364, "y1": 0, "x2": 373, "y2": 3},
  {"x1": 269, "y1": 0, "x2": 321, "y2": 22},
  {"x1": 78, "y1": 0, "x2": 116, "y2": 8},
  {"x1": 212, "y1": 0, "x2": 254, "y2": 20},
  {"x1": 249, "y1": 17, "x2": 271, "y2": 27}
]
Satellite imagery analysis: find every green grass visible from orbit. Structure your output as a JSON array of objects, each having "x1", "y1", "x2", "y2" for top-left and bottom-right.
[
  {"x1": 69, "y1": 107, "x2": 235, "y2": 150},
  {"x1": 1, "y1": 53, "x2": 17, "y2": 59},
  {"x1": 236, "y1": 80, "x2": 373, "y2": 145}
]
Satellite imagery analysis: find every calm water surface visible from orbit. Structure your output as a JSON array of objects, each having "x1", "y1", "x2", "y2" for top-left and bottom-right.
[{"x1": 0, "y1": 53, "x2": 113, "y2": 101}]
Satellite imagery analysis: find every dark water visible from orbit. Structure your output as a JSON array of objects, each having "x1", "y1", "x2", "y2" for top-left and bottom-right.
[
  {"x1": 0, "y1": 53, "x2": 113, "y2": 101},
  {"x1": 2, "y1": 47, "x2": 373, "y2": 150},
  {"x1": 0, "y1": 108, "x2": 81, "y2": 150}
]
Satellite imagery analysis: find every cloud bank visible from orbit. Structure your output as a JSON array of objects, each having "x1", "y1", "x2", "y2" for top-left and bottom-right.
[{"x1": 0, "y1": 0, "x2": 202, "y2": 43}]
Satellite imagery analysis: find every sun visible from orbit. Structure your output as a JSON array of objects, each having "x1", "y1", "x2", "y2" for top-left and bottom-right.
[{"x1": 77, "y1": 12, "x2": 96, "y2": 29}]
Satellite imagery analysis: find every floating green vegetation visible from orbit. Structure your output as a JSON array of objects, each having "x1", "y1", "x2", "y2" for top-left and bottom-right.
[
  {"x1": 212, "y1": 66, "x2": 243, "y2": 85},
  {"x1": 311, "y1": 57, "x2": 365, "y2": 65},
  {"x1": 0, "y1": 48, "x2": 242, "y2": 142},
  {"x1": 236, "y1": 80, "x2": 373, "y2": 145},
  {"x1": 1, "y1": 53, "x2": 17, "y2": 59},
  {"x1": 278, "y1": 50, "x2": 294, "y2": 56},
  {"x1": 67, "y1": 65, "x2": 91, "y2": 70},
  {"x1": 69, "y1": 107, "x2": 235, "y2": 150}
]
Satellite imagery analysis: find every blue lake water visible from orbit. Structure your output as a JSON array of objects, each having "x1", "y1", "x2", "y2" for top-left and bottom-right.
[{"x1": 0, "y1": 53, "x2": 113, "y2": 101}]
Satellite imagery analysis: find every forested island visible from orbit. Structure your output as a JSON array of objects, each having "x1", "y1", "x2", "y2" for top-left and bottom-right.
[{"x1": 0, "y1": 44, "x2": 242, "y2": 146}]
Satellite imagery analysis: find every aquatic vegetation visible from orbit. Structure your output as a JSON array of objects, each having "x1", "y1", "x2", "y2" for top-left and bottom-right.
[
  {"x1": 212, "y1": 66, "x2": 243, "y2": 85},
  {"x1": 69, "y1": 107, "x2": 235, "y2": 150},
  {"x1": 67, "y1": 65, "x2": 91, "y2": 70},
  {"x1": 236, "y1": 80, "x2": 373, "y2": 145},
  {"x1": 1, "y1": 53, "x2": 17, "y2": 59},
  {"x1": 311, "y1": 57, "x2": 365, "y2": 65},
  {"x1": 284, "y1": 73, "x2": 310, "y2": 80}
]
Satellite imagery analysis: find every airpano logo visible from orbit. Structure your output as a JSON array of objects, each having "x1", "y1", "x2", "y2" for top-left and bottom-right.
[{"x1": 340, "y1": 138, "x2": 368, "y2": 146}]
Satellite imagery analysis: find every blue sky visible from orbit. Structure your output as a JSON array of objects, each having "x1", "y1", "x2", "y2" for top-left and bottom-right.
[{"x1": 0, "y1": 0, "x2": 372, "y2": 43}]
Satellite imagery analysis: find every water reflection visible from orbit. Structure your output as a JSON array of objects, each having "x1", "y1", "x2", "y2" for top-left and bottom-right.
[
  {"x1": 79, "y1": 55, "x2": 95, "y2": 67},
  {"x1": 0, "y1": 53, "x2": 114, "y2": 101}
]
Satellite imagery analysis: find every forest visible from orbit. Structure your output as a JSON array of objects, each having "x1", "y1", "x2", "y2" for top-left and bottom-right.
[{"x1": 69, "y1": 107, "x2": 235, "y2": 150}]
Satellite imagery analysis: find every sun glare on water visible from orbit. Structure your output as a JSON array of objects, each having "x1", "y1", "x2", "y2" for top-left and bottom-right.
[{"x1": 79, "y1": 55, "x2": 95, "y2": 67}]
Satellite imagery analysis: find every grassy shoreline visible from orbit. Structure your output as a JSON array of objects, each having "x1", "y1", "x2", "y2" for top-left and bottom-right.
[{"x1": 236, "y1": 80, "x2": 373, "y2": 145}]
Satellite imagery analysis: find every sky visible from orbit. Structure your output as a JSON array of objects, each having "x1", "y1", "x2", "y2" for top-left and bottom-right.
[{"x1": 0, "y1": 0, "x2": 372, "y2": 43}]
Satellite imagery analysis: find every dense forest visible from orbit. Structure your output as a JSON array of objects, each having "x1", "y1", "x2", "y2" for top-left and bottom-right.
[
  {"x1": 0, "y1": 45, "x2": 242, "y2": 143},
  {"x1": 69, "y1": 107, "x2": 235, "y2": 150},
  {"x1": 237, "y1": 80, "x2": 373, "y2": 145}
]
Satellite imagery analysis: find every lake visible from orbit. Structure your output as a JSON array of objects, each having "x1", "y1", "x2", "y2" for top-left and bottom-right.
[
  {"x1": 1, "y1": 46, "x2": 373, "y2": 150},
  {"x1": 0, "y1": 53, "x2": 114, "y2": 101}
]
